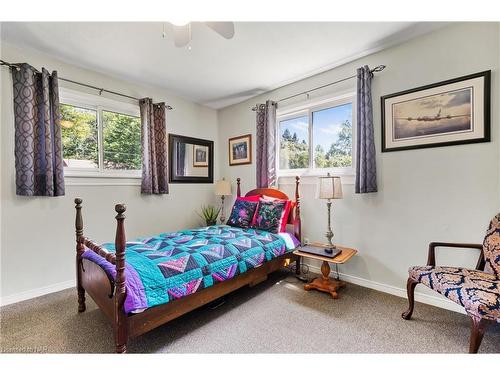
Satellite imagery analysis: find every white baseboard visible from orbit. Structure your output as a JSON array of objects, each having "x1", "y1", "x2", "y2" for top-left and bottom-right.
[
  {"x1": 0, "y1": 280, "x2": 75, "y2": 307},
  {"x1": 1, "y1": 267, "x2": 466, "y2": 315},
  {"x1": 306, "y1": 264, "x2": 466, "y2": 315}
]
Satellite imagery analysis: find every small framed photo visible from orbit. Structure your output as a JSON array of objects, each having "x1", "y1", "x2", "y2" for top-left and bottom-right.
[
  {"x1": 193, "y1": 144, "x2": 209, "y2": 167},
  {"x1": 228, "y1": 134, "x2": 252, "y2": 166},
  {"x1": 381, "y1": 71, "x2": 490, "y2": 152}
]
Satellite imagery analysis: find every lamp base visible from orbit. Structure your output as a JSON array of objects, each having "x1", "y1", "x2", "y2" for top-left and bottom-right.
[
  {"x1": 219, "y1": 196, "x2": 225, "y2": 224},
  {"x1": 324, "y1": 246, "x2": 336, "y2": 254}
]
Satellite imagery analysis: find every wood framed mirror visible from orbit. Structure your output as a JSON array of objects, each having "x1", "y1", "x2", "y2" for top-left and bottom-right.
[{"x1": 168, "y1": 134, "x2": 214, "y2": 183}]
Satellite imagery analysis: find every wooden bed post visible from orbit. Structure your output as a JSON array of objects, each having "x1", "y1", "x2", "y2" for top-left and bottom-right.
[
  {"x1": 294, "y1": 176, "x2": 301, "y2": 242},
  {"x1": 236, "y1": 178, "x2": 241, "y2": 197},
  {"x1": 75, "y1": 198, "x2": 86, "y2": 313},
  {"x1": 294, "y1": 176, "x2": 302, "y2": 275},
  {"x1": 114, "y1": 203, "x2": 128, "y2": 354}
]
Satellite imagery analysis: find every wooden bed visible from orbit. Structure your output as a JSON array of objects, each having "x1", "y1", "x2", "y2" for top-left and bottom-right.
[{"x1": 75, "y1": 177, "x2": 302, "y2": 353}]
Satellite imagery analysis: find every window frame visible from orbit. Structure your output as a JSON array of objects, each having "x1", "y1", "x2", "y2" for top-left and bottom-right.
[
  {"x1": 60, "y1": 88, "x2": 142, "y2": 179},
  {"x1": 276, "y1": 92, "x2": 356, "y2": 178}
]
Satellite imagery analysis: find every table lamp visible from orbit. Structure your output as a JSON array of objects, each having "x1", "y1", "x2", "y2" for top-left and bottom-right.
[
  {"x1": 317, "y1": 173, "x2": 343, "y2": 254},
  {"x1": 215, "y1": 178, "x2": 232, "y2": 223}
]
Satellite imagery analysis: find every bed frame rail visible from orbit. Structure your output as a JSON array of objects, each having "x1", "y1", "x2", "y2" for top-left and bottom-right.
[{"x1": 80, "y1": 237, "x2": 116, "y2": 264}]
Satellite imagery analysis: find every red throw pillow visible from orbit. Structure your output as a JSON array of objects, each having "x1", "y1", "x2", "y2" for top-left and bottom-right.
[
  {"x1": 238, "y1": 195, "x2": 261, "y2": 202},
  {"x1": 280, "y1": 200, "x2": 292, "y2": 232}
]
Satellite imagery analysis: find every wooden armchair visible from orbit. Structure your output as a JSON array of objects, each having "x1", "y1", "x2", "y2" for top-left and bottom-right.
[{"x1": 402, "y1": 213, "x2": 500, "y2": 353}]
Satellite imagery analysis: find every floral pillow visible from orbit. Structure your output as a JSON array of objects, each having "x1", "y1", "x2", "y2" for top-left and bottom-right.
[
  {"x1": 226, "y1": 199, "x2": 259, "y2": 228},
  {"x1": 260, "y1": 195, "x2": 292, "y2": 232},
  {"x1": 254, "y1": 198, "x2": 287, "y2": 234}
]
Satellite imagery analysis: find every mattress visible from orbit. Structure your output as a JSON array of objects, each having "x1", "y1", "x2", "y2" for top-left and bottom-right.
[{"x1": 82, "y1": 225, "x2": 300, "y2": 313}]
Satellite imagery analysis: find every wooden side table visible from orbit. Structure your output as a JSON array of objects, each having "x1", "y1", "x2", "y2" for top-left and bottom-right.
[{"x1": 293, "y1": 243, "x2": 357, "y2": 299}]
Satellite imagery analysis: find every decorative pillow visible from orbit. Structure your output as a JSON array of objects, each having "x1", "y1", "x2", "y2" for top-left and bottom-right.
[
  {"x1": 238, "y1": 195, "x2": 261, "y2": 202},
  {"x1": 260, "y1": 195, "x2": 292, "y2": 232},
  {"x1": 254, "y1": 198, "x2": 287, "y2": 234},
  {"x1": 226, "y1": 199, "x2": 259, "y2": 228},
  {"x1": 280, "y1": 200, "x2": 292, "y2": 231}
]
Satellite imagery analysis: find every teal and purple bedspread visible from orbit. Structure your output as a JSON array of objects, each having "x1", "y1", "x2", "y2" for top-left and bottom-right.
[{"x1": 82, "y1": 225, "x2": 299, "y2": 313}]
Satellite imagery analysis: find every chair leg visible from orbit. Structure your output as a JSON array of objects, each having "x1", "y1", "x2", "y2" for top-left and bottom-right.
[
  {"x1": 469, "y1": 315, "x2": 490, "y2": 354},
  {"x1": 402, "y1": 277, "x2": 419, "y2": 320}
]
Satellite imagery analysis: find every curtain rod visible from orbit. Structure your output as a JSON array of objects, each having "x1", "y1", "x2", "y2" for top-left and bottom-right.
[
  {"x1": 0, "y1": 60, "x2": 174, "y2": 110},
  {"x1": 251, "y1": 64, "x2": 386, "y2": 111}
]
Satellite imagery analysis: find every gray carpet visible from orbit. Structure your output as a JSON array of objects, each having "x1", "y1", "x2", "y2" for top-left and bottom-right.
[{"x1": 1, "y1": 271, "x2": 499, "y2": 353}]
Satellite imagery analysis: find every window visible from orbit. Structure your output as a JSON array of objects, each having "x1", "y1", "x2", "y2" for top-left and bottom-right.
[
  {"x1": 102, "y1": 111, "x2": 141, "y2": 170},
  {"x1": 60, "y1": 89, "x2": 141, "y2": 178},
  {"x1": 61, "y1": 104, "x2": 98, "y2": 170},
  {"x1": 279, "y1": 115, "x2": 309, "y2": 169},
  {"x1": 277, "y1": 94, "x2": 355, "y2": 176},
  {"x1": 312, "y1": 103, "x2": 353, "y2": 168}
]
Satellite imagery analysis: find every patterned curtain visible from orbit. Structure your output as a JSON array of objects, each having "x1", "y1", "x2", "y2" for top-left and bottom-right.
[
  {"x1": 12, "y1": 63, "x2": 65, "y2": 196},
  {"x1": 255, "y1": 100, "x2": 277, "y2": 188},
  {"x1": 355, "y1": 66, "x2": 377, "y2": 193},
  {"x1": 139, "y1": 98, "x2": 169, "y2": 194}
]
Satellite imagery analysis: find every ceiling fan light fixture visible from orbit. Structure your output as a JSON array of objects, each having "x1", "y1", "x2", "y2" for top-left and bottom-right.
[
  {"x1": 168, "y1": 21, "x2": 235, "y2": 48},
  {"x1": 169, "y1": 20, "x2": 190, "y2": 27}
]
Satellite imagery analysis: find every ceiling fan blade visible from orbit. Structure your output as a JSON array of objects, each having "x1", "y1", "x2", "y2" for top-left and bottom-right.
[
  {"x1": 205, "y1": 22, "x2": 235, "y2": 39},
  {"x1": 173, "y1": 24, "x2": 191, "y2": 47}
]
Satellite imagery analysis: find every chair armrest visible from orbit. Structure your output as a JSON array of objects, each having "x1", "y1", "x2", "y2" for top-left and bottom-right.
[{"x1": 427, "y1": 242, "x2": 483, "y2": 267}]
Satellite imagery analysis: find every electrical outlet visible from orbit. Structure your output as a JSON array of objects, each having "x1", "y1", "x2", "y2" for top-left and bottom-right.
[{"x1": 303, "y1": 237, "x2": 310, "y2": 245}]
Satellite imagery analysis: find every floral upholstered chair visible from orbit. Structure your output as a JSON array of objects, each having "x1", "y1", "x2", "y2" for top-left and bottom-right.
[{"x1": 402, "y1": 213, "x2": 500, "y2": 353}]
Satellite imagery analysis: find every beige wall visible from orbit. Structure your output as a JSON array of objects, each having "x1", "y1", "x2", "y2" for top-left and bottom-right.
[
  {"x1": 217, "y1": 22, "x2": 500, "y2": 311},
  {"x1": 0, "y1": 42, "x2": 219, "y2": 301}
]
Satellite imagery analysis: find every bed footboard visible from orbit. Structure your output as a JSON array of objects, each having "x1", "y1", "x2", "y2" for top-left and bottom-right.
[{"x1": 74, "y1": 198, "x2": 128, "y2": 353}]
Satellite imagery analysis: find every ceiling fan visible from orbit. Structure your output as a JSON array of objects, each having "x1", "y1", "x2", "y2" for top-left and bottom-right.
[{"x1": 167, "y1": 22, "x2": 235, "y2": 48}]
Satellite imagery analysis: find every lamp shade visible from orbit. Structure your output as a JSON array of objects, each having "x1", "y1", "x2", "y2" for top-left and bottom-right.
[
  {"x1": 214, "y1": 179, "x2": 231, "y2": 196},
  {"x1": 317, "y1": 173, "x2": 343, "y2": 199}
]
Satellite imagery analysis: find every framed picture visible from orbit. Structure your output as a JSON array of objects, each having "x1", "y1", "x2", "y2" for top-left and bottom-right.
[
  {"x1": 228, "y1": 134, "x2": 252, "y2": 166},
  {"x1": 193, "y1": 144, "x2": 209, "y2": 167},
  {"x1": 381, "y1": 70, "x2": 490, "y2": 152}
]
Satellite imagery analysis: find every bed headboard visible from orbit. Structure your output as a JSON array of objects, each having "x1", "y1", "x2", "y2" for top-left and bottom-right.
[{"x1": 236, "y1": 177, "x2": 301, "y2": 242}]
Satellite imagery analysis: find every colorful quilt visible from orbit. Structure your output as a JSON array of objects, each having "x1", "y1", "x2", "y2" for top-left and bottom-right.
[{"x1": 82, "y1": 225, "x2": 300, "y2": 314}]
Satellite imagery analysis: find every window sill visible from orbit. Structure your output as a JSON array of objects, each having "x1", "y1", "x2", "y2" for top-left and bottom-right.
[
  {"x1": 278, "y1": 170, "x2": 354, "y2": 186},
  {"x1": 64, "y1": 171, "x2": 142, "y2": 186},
  {"x1": 65, "y1": 177, "x2": 141, "y2": 186},
  {"x1": 64, "y1": 170, "x2": 141, "y2": 179}
]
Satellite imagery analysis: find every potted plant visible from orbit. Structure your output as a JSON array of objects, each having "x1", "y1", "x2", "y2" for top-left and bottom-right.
[{"x1": 198, "y1": 205, "x2": 221, "y2": 226}]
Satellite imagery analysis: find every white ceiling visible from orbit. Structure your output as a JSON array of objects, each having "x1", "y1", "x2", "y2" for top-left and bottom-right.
[{"x1": 1, "y1": 22, "x2": 446, "y2": 109}]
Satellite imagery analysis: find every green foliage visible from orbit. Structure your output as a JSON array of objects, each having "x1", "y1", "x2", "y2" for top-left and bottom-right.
[
  {"x1": 60, "y1": 104, "x2": 141, "y2": 170},
  {"x1": 60, "y1": 104, "x2": 98, "y2": 167},
  {"x1": 280, "y1": 130, "x2": 309, "y2": 169},
  {"x1": 198, "y1": 205, "x2": 221, "y2": 226},
  {"x1": 102, "y1": 111, "x2": 141, "y2": 170},
  {"x1": 280, "y1": 119, "x2": 353, "y2": 170}
]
